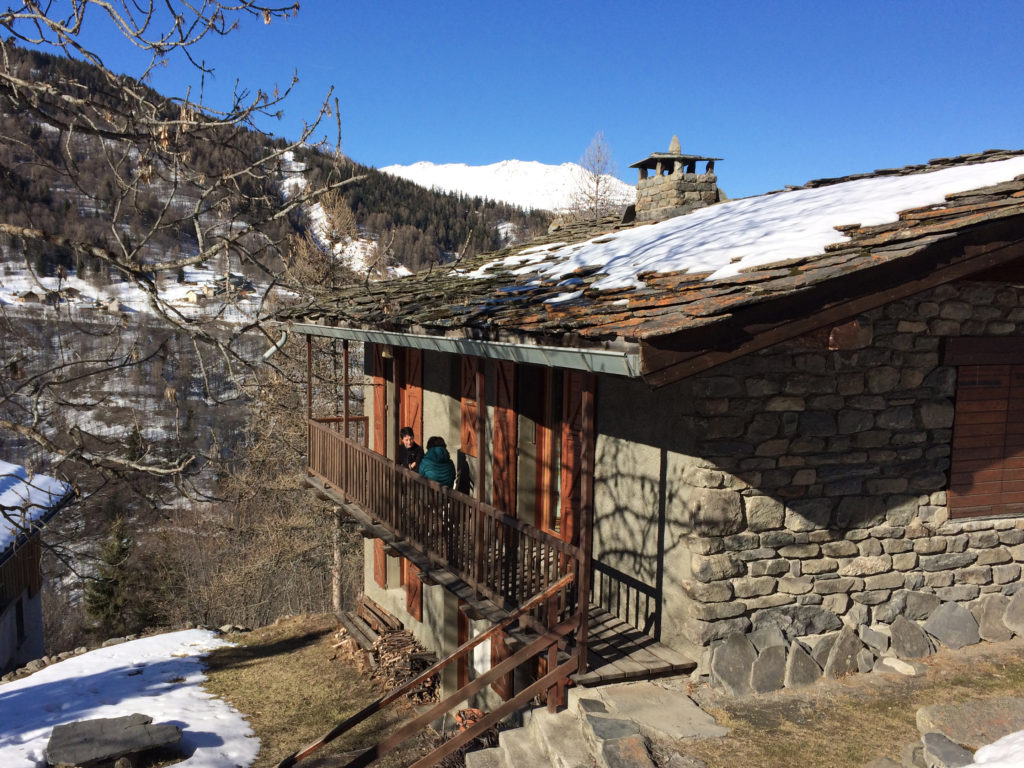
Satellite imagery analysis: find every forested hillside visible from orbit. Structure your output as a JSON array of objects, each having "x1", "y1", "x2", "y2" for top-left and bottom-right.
[{"x1": 0, "y1": 44, "x2": 548, "y2": 281}]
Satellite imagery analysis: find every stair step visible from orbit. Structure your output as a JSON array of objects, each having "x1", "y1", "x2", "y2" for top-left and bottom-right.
[
  {"x1": 529, "y1": 707, "x2": 595, "y2": 768},
  {"x1": 464, "y1": 746, "x2": 505, "y2": 768},
  {"x1": 499, "y1": 724, "x2": 551, "y2": 766}
]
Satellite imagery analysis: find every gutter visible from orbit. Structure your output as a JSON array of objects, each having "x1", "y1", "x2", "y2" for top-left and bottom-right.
[
  {"x1": 262, "y1": 330, "x2": 289, "y2": 360},
  {"x1": 279, "y1": 321, "x2": 643, "y2": 378}
]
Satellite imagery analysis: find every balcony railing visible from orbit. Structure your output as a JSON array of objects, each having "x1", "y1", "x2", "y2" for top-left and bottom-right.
[{"x1": 307, "y1": 418, "x2": 581, "y2": 613}]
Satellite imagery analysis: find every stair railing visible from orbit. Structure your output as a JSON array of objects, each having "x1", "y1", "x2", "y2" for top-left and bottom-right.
[{"x1": 274, "y1": 571, "x2": 579, "y2": 768}]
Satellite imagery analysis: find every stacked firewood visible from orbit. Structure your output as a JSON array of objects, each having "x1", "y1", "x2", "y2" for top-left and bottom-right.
[{"x1": 369, "y1": 630, "x2": 438, "y2": 703}]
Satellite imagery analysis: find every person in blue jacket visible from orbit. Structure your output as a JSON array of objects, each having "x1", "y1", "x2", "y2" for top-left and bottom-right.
[{"x1": 418, "y1": 435, "x2": 456, "y2": 488}]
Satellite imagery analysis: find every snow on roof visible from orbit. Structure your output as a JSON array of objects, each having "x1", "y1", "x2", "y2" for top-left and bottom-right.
[
  {"x1": 0, "y1": 630, "x2": 258, "y2": 768},
  {"x1": 465, "y1": 154, "x2": 1024, "y2": 295},
  {"x1": 0, "y1": 460, "x2": 71, "y2": 553}
]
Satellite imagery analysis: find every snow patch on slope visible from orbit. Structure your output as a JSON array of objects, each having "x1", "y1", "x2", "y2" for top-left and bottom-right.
[
  {"x1": 379, "y1": 159, "x2": 635, "y2": 212},
  {"x1": 0, "y1": 630, "x2": 257, "y2": 768}
]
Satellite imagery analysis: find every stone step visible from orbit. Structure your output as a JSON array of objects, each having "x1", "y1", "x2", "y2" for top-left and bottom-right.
[
  {"x1": 464, "y1": 745, "x2": 505, "y2": 768},
  {"x1": 498, "y1": 725, "x2": 551, "y2": 766},
  {"x1": 529, "y1": 707, "x2": 595, "y2": 768}
]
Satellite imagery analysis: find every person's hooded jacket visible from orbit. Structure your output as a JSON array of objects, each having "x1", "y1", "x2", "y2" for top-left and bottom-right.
[{"x1": 418, "y1": 445, "x2": 456, "y2": 487}]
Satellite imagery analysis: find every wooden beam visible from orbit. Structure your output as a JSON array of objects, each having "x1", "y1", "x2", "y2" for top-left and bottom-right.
[
  {"x1": 576, "y1": 372, "x2": 596, "y2": 676},
  {"x1": 641, "y1": 235, "x2": 1024, "y2": 388}
]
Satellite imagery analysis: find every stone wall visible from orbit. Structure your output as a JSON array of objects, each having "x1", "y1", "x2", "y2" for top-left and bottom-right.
[
  {"x1": 635, "y1": 172, "x2": 719, "y2": 222},
  {"x1": 670, "y1": 281, "x2": 1024, "y2": 648}
]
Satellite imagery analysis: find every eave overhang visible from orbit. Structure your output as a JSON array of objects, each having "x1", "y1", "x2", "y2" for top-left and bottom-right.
[{"x1": 278, "y1": 321, "x2": 644, "y2": 378}]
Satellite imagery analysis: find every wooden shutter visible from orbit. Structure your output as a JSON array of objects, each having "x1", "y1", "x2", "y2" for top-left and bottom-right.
[
  {"x1": 493, "y1": 360, "x2": 517, "y2": 515},
  {"x1": 950, "y1": 364, "x2": 1024, "y2": 517},
  {"x1": 373, "y1": 538, "x2": 387, "y2": 588},
  {"x1": 460, "y1": 357, "x2": 479, "y2": 457},
  {"x1": 490, "y1": 629, "x2": 513, "y2": 699},
  {"x1": 372, "y1": 345, "x2": 387, "y2": 455},
  {"x1": 405, "y1": 562, "x2": 423, "y2": 621},
  {"x1": 560, "y1": 371, "x2": 585, "y2": 545},
  {"x1": 399, "y1": 349, "x2": 423, "y2": 443}
]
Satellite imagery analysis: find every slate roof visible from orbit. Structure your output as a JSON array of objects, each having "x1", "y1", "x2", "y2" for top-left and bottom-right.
[{"x1": 277, "y1": 150, "x2": 1024, "y2": 371}]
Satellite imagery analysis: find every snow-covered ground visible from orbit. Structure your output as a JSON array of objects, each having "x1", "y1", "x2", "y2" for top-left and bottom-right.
[
  {"x1": 0, "y1": 631, "x2": 257, "y2": 768},
  {"x1": 0, "y1": 461, "x2": 70, "y2": 552},
  {"x1": 379, "y1": 159, "x2": 635, "y2": 212},
  {"x1": 461, "y1": 154, "x2": 1024, "y2": 299}
]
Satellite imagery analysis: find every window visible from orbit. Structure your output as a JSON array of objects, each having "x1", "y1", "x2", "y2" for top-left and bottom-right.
[{"x1": 949, "y1": 363, "x2": 1024, "y2": 518}]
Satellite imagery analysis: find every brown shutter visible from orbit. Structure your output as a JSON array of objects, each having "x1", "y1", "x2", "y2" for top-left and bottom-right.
[
  {"x1": 460, "y1": 357, "x2": 479, "y2": 457},
  {"x1": 372, "y1": 344, "x2": 387, "y2": 455},
  {"x1": 490, "y1": 629, "x2": 513, "y2": 699},
  {"x1": 950, "y1": 364, "x2": 1024, "y2": 517},
  {"x1": 373, "y1": 538, "x2": 387, "y2": 588},
  {"x1": 493, "y1": 360, "x2": 517, "y2": 515},
  {"x1": 405, "y1": 562, "x2": 423, "y2": 621},
  {"x1": 560, "y1": 371, "x2": 585, "y2": 545},
  {"x1": 399, "y1": 349, "x2": 423, "y2": 443}
]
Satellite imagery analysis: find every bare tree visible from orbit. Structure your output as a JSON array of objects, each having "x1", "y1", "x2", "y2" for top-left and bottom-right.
[
  {"x1": 568, "y1": 131, "x2": 624, "y2": 221},
  {"x1": 0, "y1": 2, "x2": 361, "y2": 494}
]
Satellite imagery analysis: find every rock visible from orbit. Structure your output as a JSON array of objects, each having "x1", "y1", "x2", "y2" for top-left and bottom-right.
[
  {"x1": 751, "y1": 605, "x2": 842, "y2": 637},
  {"x1": 923, "y1": 603, "x2": 980, "y2": 650},
  {"x1": 748, "y1": 626, "x2": 787, "y2": 652},
  {"x1": 1001, "y1": 590, "x2": 1024, "y2": 635},
  {"x1": 709, "y1": 634, "x2": 757, "y2": 696},
  {"x1": 917, "y1": 697, "x2": 1024, "y2": 750},
  {"x1": 23, "y1": 659, "x2": 45, "y2": 673},
  {"x1": 602, "y1": 734, "x2": 657, "y2": 768},
  {"x1": 878, "y1": 657, "x2": 928, "y2": 676},
  {"x1": 783, "y1": 640, "x2": 821, "y2": 688},
  {"x1": 903, "y1": 740, "x2": 927, "y2": 768},
  {"x1": 750, "y1": 645, "x2": 787, "y2": 693},
  {"x1": 859, "y1": 624, "x2": 890, "y2": 654},
  {"x1": 823, "y1": 626, "x2": 863, "y2": 678},
  {"x1": 921, "y1": 732, "x2": 973, "y2": 768},
  {"x1": 809, "y1": 632, "x2": 839, "y2": 668},
  {"x1": 971, "y1": 594, "x2": 1013, "y2": 642},
  {"x1": 904, "y1": 591, "x2": 942, "y2": 620},
  {"x1": 857, "y1": 648, "x2": 875, "y2": 673},
  {"x1": 46, "y1": 714, "x2": 183, "y2": 768},
  {"x1": 219, "y1": 624, "x2": 235, "y2": 634},
  {"x1": 890, "y1": 616, "x2": 933, "y2": 659}
]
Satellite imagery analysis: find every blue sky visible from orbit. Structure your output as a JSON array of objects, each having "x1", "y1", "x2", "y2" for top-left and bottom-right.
[{"x1": 74, "y1": 1, "x2": 1024, "y2": 198}]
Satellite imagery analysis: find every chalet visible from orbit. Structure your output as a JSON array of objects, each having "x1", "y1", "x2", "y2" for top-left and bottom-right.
[
  {"x1": 0, "y1": 460, "x2": 72, "y2": 673},
  {"x1": 275, "y1": 147, "x2": 1024, "y2": 763}
]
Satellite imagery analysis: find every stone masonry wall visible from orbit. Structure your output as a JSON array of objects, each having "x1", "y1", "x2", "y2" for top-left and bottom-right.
[
  {"x1": 635, "y1": 172, "x2": 718, "y2": 222},
  {"x1": 673, "y1": 281, "x2": 1024, "y2": 648}
]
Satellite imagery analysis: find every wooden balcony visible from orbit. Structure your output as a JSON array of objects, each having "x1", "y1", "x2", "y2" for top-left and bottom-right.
[{"x1": 307, "y1": 418, "x2": 582, "y2": 616}]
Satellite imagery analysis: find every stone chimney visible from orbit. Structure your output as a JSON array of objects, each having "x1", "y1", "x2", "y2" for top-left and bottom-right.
[{"x1": 630, "y1": 135, "x2": 724, "y2": 223}]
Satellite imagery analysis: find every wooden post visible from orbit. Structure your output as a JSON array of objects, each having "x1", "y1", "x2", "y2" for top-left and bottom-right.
[
  {"x1": 576, "y1": 373, "x2": 596, "y2": 676},
  {"x1": 342, "y1": 339, "x2": 350, "y2": 498},
  {"x1": 332, "y1": 507, "x2": 343, "y2": 616},
  {"x1": 305, "y1": 334, "x2": 312, "y2": 422}
]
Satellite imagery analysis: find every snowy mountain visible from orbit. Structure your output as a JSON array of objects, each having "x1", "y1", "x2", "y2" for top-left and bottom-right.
[{"x1": 379, "y1": 159, "x2": 636, "y2": 212}]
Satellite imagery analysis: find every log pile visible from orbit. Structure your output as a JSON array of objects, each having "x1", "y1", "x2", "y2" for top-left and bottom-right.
[{"x1": 369, "y1": 630, "x2": 438, "y2": 703}]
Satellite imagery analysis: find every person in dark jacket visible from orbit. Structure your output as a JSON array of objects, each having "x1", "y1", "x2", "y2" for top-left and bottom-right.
[
  {"x1": 397, "y1": 426, "x2": 424, "y2": 471},
  {"x1": 418, "y1": 436, "x2": 456, "y2": 488}
]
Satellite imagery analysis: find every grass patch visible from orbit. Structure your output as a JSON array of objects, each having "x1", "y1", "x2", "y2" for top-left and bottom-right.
[
  {"x1": 202, "y1": 614, "x2": 430, "y2": 768},
  {"x1": 674, "y1": 639, "x2": 1024, "y2": 768}
]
